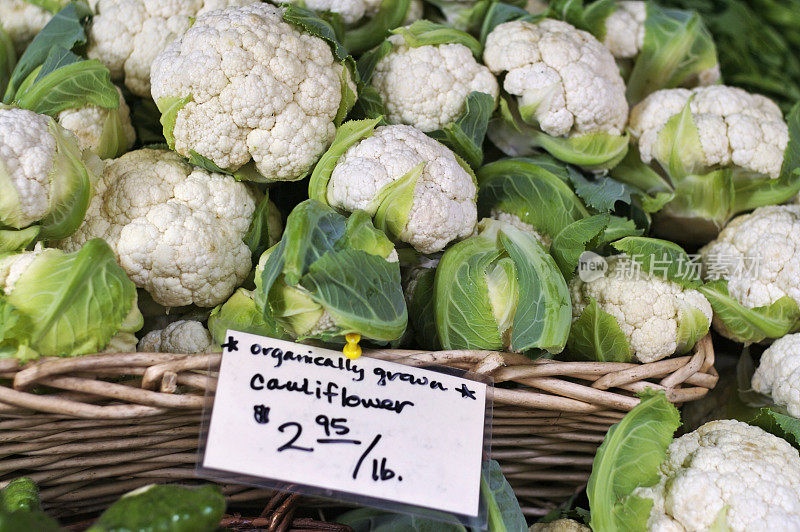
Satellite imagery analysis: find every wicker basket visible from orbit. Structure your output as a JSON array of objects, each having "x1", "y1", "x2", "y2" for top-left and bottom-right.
[
  {"x1": 61, "y1": 490, "x2": 352, "y2": 532},
  {"x1": 0, "y1": 335, "x2": 716, "y2": 519}
]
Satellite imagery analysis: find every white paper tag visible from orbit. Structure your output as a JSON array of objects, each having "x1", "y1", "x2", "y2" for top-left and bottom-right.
[{"x1": 200, "y1": 331, "x2": 488, "y2": 519}]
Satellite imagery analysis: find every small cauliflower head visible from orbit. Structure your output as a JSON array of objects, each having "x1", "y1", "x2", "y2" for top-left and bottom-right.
[
  {"x1": 0, "y1": 0, "x2": 65, "y2": 54},
  {"x1": 752, "y1": 333, "x2": 800, "y2": 418},
  {"x1": 57, "y1": 149, "x2": 259, "y2": 308},
  {"x1": 0, "y1": 107, "x2": 94, "y2": 249},
  {"x1": 87, "y1": 0, "x2": 254, "y2": 97},
  {"x1": 630, "y1": 85, "x2": 789, "y2": 180},
  {"x1": 325, "y1": 124, "x2": 477, "y2": 254},
  {"x1": 371, "y1": 32, "x2": 498, "y2": 132},
  {"x1": 483, "y1": 19, "x2": 628, "y2": 138},
  {"x1": 525, "y1": 0, "x2": 548, "y2": 15},
  {"x1": 635, "y1": 420, "x2": 800, "y2": 532},
  {"x1": 700, "y1": 205, "x2": 800, "y2": 309},
  {"x1": 277, "y1": 0, "x2": 422, "y2": 26},
  {"x1": 0, "y1": 239, "x2": 142, "y2": 359},
  {"x1": 601, "y1": 1, "x2": 646, "y2": 59},
  {"x1": 569, "y1": 255, "x2": 712, "y2": 362},
  {"x1": 489, "y1": 210, "x2": 551, "y2": 249},
  {"x1": 151, "y1": 3, "x2": 356, "y2": 182},
  {"x1": 530, "y1": 519, "x2": 590, "y2": 532},
  {"x1": 285, "y1": 0, "x2": 382, "y2": 25},
  {"x1": 138, "y1": 320, "x2": 213, "y2": 354},
  {"x1": 56, "y1": 86, "x2": 136, "y2": 159}
]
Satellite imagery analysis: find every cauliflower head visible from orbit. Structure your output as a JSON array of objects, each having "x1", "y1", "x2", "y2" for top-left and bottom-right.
[
  {"x1": 700, "y1": 205, "x2": 800, "y2": 309},
  {"x1": 602, "y1": 1, "x2": 645, "y2": 59},
  {"x1": 630, "y1": 85, "x2": 789, "y2": 179},
  {"x1": 0, "y1": 0, "x2": 64, "y2": 54},
  {"x1": 151, "y1": 3, "x2": 356, "y2": 182},
  {"x1": 0, "y1": 240, "x2": 142, "y2": 359},
  {"x1": 569, "y1": 255, "x2": 712, "y2": 363},
  {"x1": 530, "y1": 519, "x2": 590, "y2": 532},
  {"x1": 371, "y1": 33, "x2": 498, "y2": 132},
  {"x1": 325, "y1": 124, "x2": 477, "y2": 254},
  {"x1": 56, "y1": 86, "x2": 136, "y2": 159},
  {"x1": 57, "y1": 149, "x2": 259, "y2": 308},
  {"x1": 0, "y1": 107, "x2": 94, "y2": 246},
  {"x1": 138, "y1": 320, "x2": 213, "y2": 354},
  {"x1": 0, "y1": 245, "x2": 43, "y2": 294},
  {"x1": 751, "y1": 333, "x2": 800, "y2": 418},
  {"x1": 483, "y1": 19, "x2": 628, "y2": 138},
  {"x1": 87, "y1": 0, "x2": 253, "y2": 97},
  {"x1": 489, "y1": 210, "x2": 551, "y2": 248},
  {"x1": 277, "y1": 0, "x2": 422, "y2": 25},
  {"x1": 280, "y1": 0, "x2": 382, "y2": 25},
  {"x1": 635, "y1": 420, "x2": 800, "y2": 532},
  {"x1": 525, "y1": 0, "x2": 548, "y2": 14}
]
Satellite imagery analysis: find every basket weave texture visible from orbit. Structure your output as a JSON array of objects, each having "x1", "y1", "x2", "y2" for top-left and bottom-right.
[{"x1": 0, "y1": 335, "x2": 716, "y2": 518}]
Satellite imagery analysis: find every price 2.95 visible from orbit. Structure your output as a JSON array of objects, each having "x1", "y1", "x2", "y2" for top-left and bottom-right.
[{"x1": 253, "y1": 404, "x2": 402, "y2": 483}]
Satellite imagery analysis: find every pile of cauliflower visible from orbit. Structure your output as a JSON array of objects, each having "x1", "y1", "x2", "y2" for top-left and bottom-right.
[{"x1": 3, "y1": 0, "x2": 800, "y2": 529}]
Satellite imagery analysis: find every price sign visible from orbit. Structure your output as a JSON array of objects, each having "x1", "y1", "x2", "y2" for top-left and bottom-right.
[{"x1": 198, "y1": 331, "x2": 490, "y2": 520}]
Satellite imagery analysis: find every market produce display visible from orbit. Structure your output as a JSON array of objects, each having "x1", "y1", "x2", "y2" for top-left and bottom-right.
[{"x1": 1, "y1": 0, "x2": 800, "y2": 530}]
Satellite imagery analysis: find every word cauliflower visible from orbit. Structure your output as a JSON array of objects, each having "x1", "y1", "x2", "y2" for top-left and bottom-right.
[
  {"x1": 635, "y1": 420, "x2": 800, "y2": 531},
  {"x1": 57, "y1": 149, "x2": 260, "y2": 308},
  {"x1": 151, "y1": 3, "x2": 356, "y2": 182}
]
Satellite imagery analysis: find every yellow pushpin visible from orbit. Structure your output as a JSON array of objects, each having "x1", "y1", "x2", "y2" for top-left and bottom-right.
[{"x1": 343, "y1": 333, "x2": 362, "y2": 360}]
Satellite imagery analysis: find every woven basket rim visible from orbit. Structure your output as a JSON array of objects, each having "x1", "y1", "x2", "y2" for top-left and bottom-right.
[{"x1": 0, "y1": 335, "x2": 717, "y2": 419}]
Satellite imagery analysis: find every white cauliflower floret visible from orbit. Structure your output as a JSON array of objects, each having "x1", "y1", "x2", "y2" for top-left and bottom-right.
[
  {"x1": 630, "y1": 86, "x2": 789, "y2": 179},
  {"x1": 57, "y1": 149, "x2": 258, "y2": 307},
  {"x1": 87, "y1": 0, "x2": 253, "y2": 97},
  {"x1": 0, "y1": 108, "x2": 57, "y2": 227},
  {"x1": 137, "y1": 329, "x2": 162, "y2": 353},
  {"x1": 483, "y1": 19, "x2": 628, "y2": 137},
  {"x1": 635, "y1": 420, "x2": 800, "y2": 532},
  {"x1": 0, "y1": 246, "x2": 43, "y2": 294},
  {"x1": 151, "y1": 3, "x2": 356, "y2": 181},
  {"x1": 279, "y1": 0, "x2": 422, "y2": 25},
  {"x1": 602, "y1": 1, "x2": 646, "y2": 59},
  {"x1": 137, "y1": 320, "x2": 213, "y2": 353},
  {"x1": 306, "y1": 310, "x2": 337, "y2": 338},
  {"x1": 700, "y1": 205, "x2": 800, "y2": 309},
  {"x1": 569, "y1": 255, "x2": 712, "y2": 363},
  {"x1": 525, "y1": 0, "x2": 548, "y2": 14},
  {"x1": 752, "y1": 333, "x2": 800, "y2": 417},
  {"x1": 326, "y1": 125, "x2": 477, "y2": 254},
  {"x1": 56, "y1": 86, "x2": 136, "y2": 157},
  {"x1": 489, "y1": 210, "x2": 550, "y2": 248},
  {"x1": 530, "y1": 519, "x2": 590, "y2": 532},
  {"x1": 0, "y1": 0, "x2": 61, "y2": 54},
  {"x1": 280, "y1": 0, "x2": 381, "y2": 25},
  {"x1": 372, "y1": 33, "x2": 499, "y2": 132}
]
